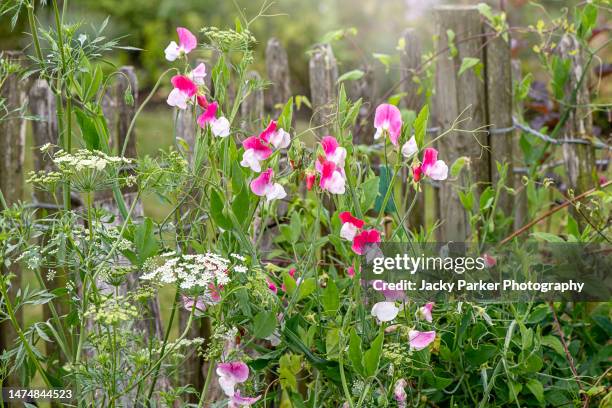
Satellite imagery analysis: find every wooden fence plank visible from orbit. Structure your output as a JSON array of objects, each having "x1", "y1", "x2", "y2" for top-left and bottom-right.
[
  {"x1": 309, "y1": 44, "x2": 338, "y2": 136},
  {"x1": 434, "y1": 6, "x2": 489, "y2": 241},
  {"x1": 0, "y1": 50, "x2": 26, "y2": 389},
  {"x1": 240, "y1": 70, "x2": 264, "y2": 132},
  {"x1": 558, "y1": 34, "x2": 597, "y2": 222},
  {"x1": 511, "y1": 60, "x2": 528, "y2": 229},
  {"x1": 265, "y1": 38, "x2": 291, "y2": 115},
  {"x1": 485, "y1": 24, "x2": 513, "y2": 217}
]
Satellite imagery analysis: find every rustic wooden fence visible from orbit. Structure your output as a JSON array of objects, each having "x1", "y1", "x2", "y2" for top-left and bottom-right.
[{"x1": 0, "y1": 4, "x2": 607, "y2": 400}]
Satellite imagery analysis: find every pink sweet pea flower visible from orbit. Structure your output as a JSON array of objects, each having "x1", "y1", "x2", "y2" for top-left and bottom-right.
[
  {"x1": 167, "y1": 75, "x2": 197, "y2": 110},
  {"x1": 190, "y1": 62, "x2": 207, "y2": 85},
  {"x1": 408, "y1": 330, "x2": 436, "y2": 351},
  {"x1": 216, "y1": 361, "x2": 250, "y2": 397},
  {"x1": 250, "y1": 168, "x2": 286, "y2": 202},
  {"x1": 165, "y1": 27, "x2": 198, "y2": 61},
  {"x1": 230, "y1": 391, "x2": 262, "y2": 407},
  {"x1": 374, "y1": 103, "x2": 402, "y2": 146},
  {"x1": 393, "y1": 379, "x2": 408, "y2": 408},
  {"x1": 382, "y1": 286, "x2": 406, "y2": 302},
  {"x1": 347, "y1": 265, "x2": 356, "y2": 278},
  {"x1": 317, "y1": 158, "x2": 346, "y2": 194},
  {"x1": 241, "y1": 136, "x2": 273, "y2": 173},
  {"x1": 197, "y1": 101, "x2": 230, "y2": 137},
  {"x1": 321, "y1": 136, "x2": 347, "y2": 167},
  {"x1": 260, "y1": 120, "x2": 291, "y2": 149},
  {"x1": 483, "y1": 253, "x2": 497, "y2": 268},
  {"x1": 371, "y1": 301, "x2": 399, "y2": 322},
  {"x1": 418, "y1": 302, "x2": 434, "y2": 323},
  {"x1": 351, "y1": 229, "x2": 381, "y2": 255},
  {"x1": 413, "y1": 148, "x2": 448, "y2": 181},
  {"x1": 288, "y1": 268, "x2": 296, "y2": 279},
  {"x1": 339, "y1": 211, "x2": 364, "y2": 241},
  {"x1": 305, "y1": 171, "x2": 316, "y2": 191},
  {"x1": 181, "y1": 295, "x2": 207, "y2": 315},
  {"x1": 267, "y1": 279, "x2": 278, "y2": 294},
  {"x1": 401, "y1": 136, "x2": 418, "y2": 158}
]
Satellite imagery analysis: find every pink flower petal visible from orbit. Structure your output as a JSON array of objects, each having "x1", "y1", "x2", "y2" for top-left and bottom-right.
[
  {"x1": 216, "y1": 361, "x2": 249, "y2": 383},
  {"x1": 305, "y1": 172, "x2": 316, "y2": 191},
  {"x1": 259, "y1": 120, "x2": 277, "y2": 143},
  {"x1": 427, "y1": 160, "x2": 448, "y2": 180},
  {"x1": 408, "y1": 330, "x2": 436, "y2": 351},
  {"x1": 171, "y1": 75, "x2": 197, "y2": 97},
  {"x1": 231, "y1": 391, "x2": 261, "y2": 407},
  {"x1": 419, "y1": 302, "x2": 434, "y2": 323},
  {"x1": 412, "y1": 165, "x2": 423, "y2": 182},
  {"x1": 197, "y1": 101, "x2": 219, "y2": 127},
  {"x1": 321, "y1": 136, "x2": 339, "y2": 156},
  {"x1": 339, "y1": 211, "x2": 365, "y2": 228},
  {"x1": 374, "y1": 104, "x2": 402, "y2": 146},
  {"x1": 166, "y1": 88, "x2": 189, "y2": 110},
  {"x1": 347, "y1": 265, "x2": 356, "y2": 278},
  {"x1": 421, "y1": 148, "x2": 438, "y2": 172},
  {"x1": 177, "y1": 27, "x2": 197, "y2": 53},
  {"x1": 250, "y1": 168, "x2": 274, "y2": 196},
  {"x1": 164, "y1": 41, "x2": 180, "y2": 61},
  {"x1": 401, "y1": 136, "x2": 418, "y2": 158},
  {"x1": 191, "y1": 62, "x2": 207, "y2": 85},
  {"x1": 351, "y1": 229, "x2": 381, "y2": 255},
  {"x1": 242, "y1": 136, "x2": 273, "y2": 159}
]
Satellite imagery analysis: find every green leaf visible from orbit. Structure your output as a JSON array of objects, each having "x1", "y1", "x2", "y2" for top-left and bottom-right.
[
  {"x1": 517, "y1": 72, "x2": 533, "y2": 100},
  {"x1": 231, "y1": 187, "x2": 250, "y2": 228},
  {"x1": 551, "y1": 56, "x2": 571, "y2": 100},
  {"x1": 360, "y1": 176, "x2": 380, "y2": 213},
  {"x1": 337, "y1": 69, "x2": 365, "y2": 84},
  {"x1": 458, "y1": 57, "x2": 482, "y2": 77},
  {"x1": 413, "y1": 105, "x2": 429, "y2": 148},
  {"x1": 283, "y1": 272, "x2": 297, "y2": 295},
  {"x1": 479, "y1": 187, "x2": 495, "y2": 211},
  {"x1": 321, "y1": 279, "x2": 340, "y2": 315},
  {"x1": 530, "y1": 232, "x2": 565, "y2": 243},
  {"x1": 476, "y1": 3, "x2": 494, "y2": 21},
  {"x1": 373, "y1": 53, "x2": 392, "y2": 72},
  {"x1": 252, "y1": 311, "x2": 277, "y2": 339},
  {"x1": 325, "y1": 328, "x2": 340, "y2": 359},
  {"x1": 278, "y1": 97, "x2": 294, "y2": 131},
  {"x1": 210, "y1": 189, "x2": 233, "y2": 230},
  {"x1": 541, "y1": 335, "x2": 565, "y2": 356},
  {"x1": 450, "y1": 156, "x2": 468, "y2": 178},
  {"x1": 135, "y1": 217, "x2": 158, "y2": 265},
  {"x1": 465, "y1": 344, "x2": 497, "y2": 367},
  {"x1": 75, "y1": 108, "x2": 100, "y2": 150},
  {"x1": 526, "y1": 378, "x2": 545, "y2": 403},
  {"x1": 363, "y1": 331, "x2": 384, "y2": 377},
  {"x1": 446, "y1": 29, "x2": 458, "y2": 57},
  {"x1": 374, "y1": 166, "x2": 396, "y2": 213},
  {"x1": 297, "y1": 278, "x2": 316, "y2": 300},
  {"x1": 288, "y1": 212, "x2": 301, "y2": 244},
  {"x1": 348, "y1": 329, "x2": 365, "y2": 376}
]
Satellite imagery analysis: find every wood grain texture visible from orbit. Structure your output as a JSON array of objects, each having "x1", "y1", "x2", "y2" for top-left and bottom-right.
[
  {"x1": 511, "y1": 60, "x2": 528, "y2": 229},
  {"x1": 309, "y1": 44, "x2": 338, "y2": 136},
  {"x1": 0, "y1": 51, "x2": 26, "y2": 389},
  {"x1": 265, "y1": 38, "x2": 291, "y2": 115},
  {"x1": 559, "y1": 34, "x2": 597, "y2": 195},
  {"x1": 434, "y1": 6, "x2": 489, "y2": 241},
  {"x1": 485, "y1": 26, "x2": 513, "y2": 217}
]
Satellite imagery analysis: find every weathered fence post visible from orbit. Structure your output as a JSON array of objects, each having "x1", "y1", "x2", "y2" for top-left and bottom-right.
[
  {"x1": 29, "y1": 79, "x2": 66, "y2": 378},
  {"x1": 400, "y1": 28, "x2": 426, "y2": 231},
  {"x1": 265, "y1": 38, "x2": 291, "y2": 115},
  {"x1": 511, "y1": 60, "x2": 528, "y2": 229},
  {"x1": 309, "y1": 44, "x2": 338, "y2": 136},
  {"x1": 240, "y1": 70, "x2": 265, "y2": 132},
  {"x1": 558, "y1": 34, "x2": 597, "y2": 222},
  {"x1": 0, "y1": 51, "x2": 26, "y2": 389},
  {"x1": 434, "y1": 6, "x2": 489, "y2": 241},
  {"x1": 484, "y1": 24, "x2": 513, "y2": 217},
  {"x1": 348, "y1": 65, "x2": 374, "y2": 145}
]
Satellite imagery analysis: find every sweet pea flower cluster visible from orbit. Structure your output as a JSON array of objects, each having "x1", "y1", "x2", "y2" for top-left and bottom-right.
[
  {"x1": 412, "y1": 147, "x2": 448, "y2": 181},
  {"x1": 165, "y1": 27, "x2": 230, "y2": 138},
  {"x1": 216, "y1": 361, "x2": 261, "y2": 407},
  {"x1": 338, "y1": 211, "x2": 381, "y2": 255},
  {"x1": 243, "y1": 120, "x2": 291, "y2": 202},
  {"x1": 305, "y1": 136, "x2": 347, "y2": 195},
  {"x1": 370, "y1": 300, "x2": 437, "y2": 351}
]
